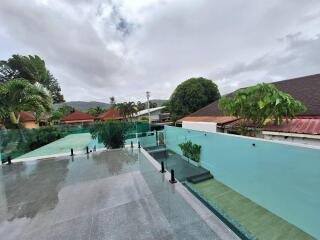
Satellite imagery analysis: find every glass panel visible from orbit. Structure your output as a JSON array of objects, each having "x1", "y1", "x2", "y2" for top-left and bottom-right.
[
  {"x1": 0, "y1": 122, "x2": 151, "y2": 163},
  {"x1": 163, "y1": 125, "x2": 320, "y2": 239}
]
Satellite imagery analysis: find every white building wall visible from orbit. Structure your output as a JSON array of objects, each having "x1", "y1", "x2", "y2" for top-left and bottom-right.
[
  {"x1": 262, "y1": 131, "x2": 320, "y2": 147},
  {"x1": 138, "y1": 110, "x2": 161, "y2": 122},
  {"x1": 182, "y1": 121, "x2": 217, "y2": 133}
]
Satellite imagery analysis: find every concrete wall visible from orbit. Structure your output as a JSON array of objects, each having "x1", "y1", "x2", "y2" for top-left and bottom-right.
[
  {"x1": 23, "y1": 121, "x2": 39, "y2": 129},
  {"x1": 164, "y1": 126, "x2": 320, "y2": 238},
  {"x1": 182, "y1": 121, "x2": 217, "y2": 133}
]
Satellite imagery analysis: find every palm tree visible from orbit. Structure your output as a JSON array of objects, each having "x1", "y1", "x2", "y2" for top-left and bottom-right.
[
  {"x1": 136, "y1": 101, "x2": 145, "y2": 111},
  {"x1": 127, "y1": 102, "x2": 137, "y2": 120},
  {"x1": 87, "y1": 106, "x2": 105, "y2": 117},
  {"x1": 116, "y1": 103, "x2": 127, "y2": 120},
  {"x1": 0, "y1": 79, "x2": 52, "y2": 127},
  {"x1": 116, "y1": 102, "x2": 137, "y2": 121}
]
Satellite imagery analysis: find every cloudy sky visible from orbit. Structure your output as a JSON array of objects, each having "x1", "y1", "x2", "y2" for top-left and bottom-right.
[{"x1": 1, "y1": 0, "x2": 320, "y2": 102}]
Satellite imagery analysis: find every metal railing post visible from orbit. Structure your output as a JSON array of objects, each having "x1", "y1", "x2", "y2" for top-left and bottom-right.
[{"x1": 169, "y1": 169, "x2": 177, "y2": 184}]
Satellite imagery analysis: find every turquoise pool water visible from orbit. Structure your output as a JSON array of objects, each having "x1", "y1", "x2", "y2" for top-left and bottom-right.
[{"x1": 164, "y1": 126, "x2": 320, "y2": 239}]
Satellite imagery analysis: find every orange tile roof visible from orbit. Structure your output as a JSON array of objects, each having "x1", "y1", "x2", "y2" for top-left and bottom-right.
[
  {"x1": 98, "y1": 109, "x2": 123, "y2": 121},
  {"x1": 19, "y1": 111, "x2": 36, "y2": 122},
  {"x1": 177, "y1": 116, "x2": 238, "y2": 124},
  {"x1": 63, "y1": 111, "x2": 95, "y2": 122},
  {"x1": 19, "y1": 111, "x2": 47, "y2": 122}
]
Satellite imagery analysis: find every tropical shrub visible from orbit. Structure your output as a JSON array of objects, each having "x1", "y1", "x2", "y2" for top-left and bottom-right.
[
  {"x1": 178, "y1": 140, "x2": 201, "y2": 162},
  {"x1": 219, "y1": 83, "x2": 306, "y2": 127},
  {"x1": 90, "y1": 121, "x2": 129, "y2": 149},
  {"x1": 0, "y1": 126, "x2": 68, "y2": 159},
  {"x1": 26, "y1": 126, "x2": 68, "y2": 151}
]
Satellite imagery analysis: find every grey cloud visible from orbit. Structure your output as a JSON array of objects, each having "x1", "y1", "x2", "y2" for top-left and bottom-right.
[
  {"x1": 212, "y1": 33, "x2": 320, "y2": 94},
  {"x1": 1, "y1": 0, "x2": 320, "y2": 101}
]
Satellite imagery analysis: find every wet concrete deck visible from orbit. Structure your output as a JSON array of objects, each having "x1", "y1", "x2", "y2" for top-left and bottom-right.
[{"x1": 0, "y1": 148, "x2": 238, "y2": 240}]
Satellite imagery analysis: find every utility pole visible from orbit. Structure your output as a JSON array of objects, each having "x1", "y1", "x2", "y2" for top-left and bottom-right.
[{"x1": 146, "y1": 91, "x2": 151, "y2": 130}]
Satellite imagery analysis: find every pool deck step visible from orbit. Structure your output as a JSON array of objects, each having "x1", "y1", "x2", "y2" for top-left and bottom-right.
[
  {"x1": 187, "y1": 172, "x2": 214, "y2": 184},
  {"x1": 146, "y1": 146, "x2": 214, "y2": 182}
]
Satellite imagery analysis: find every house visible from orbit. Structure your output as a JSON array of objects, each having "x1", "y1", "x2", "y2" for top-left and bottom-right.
[
  {"x1": 177, "y1": 116, "x2": 238, "y2": 133},
  {"x1": 19, "y1": 111, "x2": 47, "y2": 129},
  {"x1": 133, "y1": 106, "x2": 168, "y2": 123},
  {"x1": 62, "y1": 111, "x2": 95, "y2": 125},
  {"x1": 221, "y1": 117, "x2": 320, "y2": 146},
  {"x1": 98, "y1": 109, "x2": 123, "y2": 121},
  {"x1": 180, "y1": 74, "x2": 320, "y2": 146}
]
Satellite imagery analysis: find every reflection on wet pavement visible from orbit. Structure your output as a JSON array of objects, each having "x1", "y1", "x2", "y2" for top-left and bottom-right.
[{"x1": 0, "y1": 148, "x2": 236, "y2": 240}]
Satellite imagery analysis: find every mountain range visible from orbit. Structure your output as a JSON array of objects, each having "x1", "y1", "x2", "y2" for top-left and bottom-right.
[{"x1": 53, "y1": 99, "x2": 167, "y2": 112}]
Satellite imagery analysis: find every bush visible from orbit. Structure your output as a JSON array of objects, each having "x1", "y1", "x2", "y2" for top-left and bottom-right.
[
  {"x1": 178, "y1": 140, "x2": 201, "y2": 162},
  {"x1": 219, "y1": 83, "x2": 306, "y2": 127},
  {"x1": 90, "y1": 121, "x2": 129, "y2": 149},
  {"x1": 0, "y1": 126, "x2": 68, "y2": 159},
  {"x1": 26, "y1": 126, "x2": 68, "y2": 150}
]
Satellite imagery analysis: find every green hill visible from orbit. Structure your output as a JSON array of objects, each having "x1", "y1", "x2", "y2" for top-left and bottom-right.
[
  {"x1": 53, "y1": 101, "x2": 110, "y2": 112},
  {"x1": 146, "y1": 99, "x2": 168, "y2": 107}
]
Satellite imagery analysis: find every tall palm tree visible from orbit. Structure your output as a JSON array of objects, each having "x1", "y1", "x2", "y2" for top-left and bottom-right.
[
  {"x1": 87, "y1": 106, "x2": 104, "y2": 117},
  {"x1": 116, "y1": 102, "x2": 137, "y2": 121},
  {"x1": 127, "y1": 102, "x2": 137, "y2": 120},
  {"x1": 116, "y1": 103, "x2": 128, "y2": 120},
  {"x1": 0, "y1": 79, "x2": 52, "y2": 126}
]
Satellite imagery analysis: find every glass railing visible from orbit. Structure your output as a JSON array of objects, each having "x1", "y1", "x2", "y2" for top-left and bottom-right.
[
  {"x1": 160, "y1": 125, "x2": 320, "y2": 240},
  {"x1": 0, "y1": 122, "x2": 151, "y2": 162}
]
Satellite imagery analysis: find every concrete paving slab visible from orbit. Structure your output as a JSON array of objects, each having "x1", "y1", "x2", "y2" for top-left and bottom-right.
[{"x1": 0, "y1": 148, "x2": 238, "y2": 240}]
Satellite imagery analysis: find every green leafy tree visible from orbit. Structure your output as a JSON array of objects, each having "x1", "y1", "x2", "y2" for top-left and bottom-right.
[
  {"x1": 58, "y1": 105, "x2": 74, "y2": 116},
  {"x1": 149, "y1": 102, "x2": 158, "y2": 108},
  {"x1": 0, "y1": 55, "x2": 64, "y2": 103},
  {"x1": 47, "y1": 72, "x2": 65, "y2": 103},
  {"x1": 87, "y1": 106, "x2": 105, "y2": 117},
  {"x1": 219, "y1": 83, "x2": 307, "y2": 128},
  {"x1": 0, "y1": 79, "x2": 52, "y2": 127},
  {"x1": 168, "y1": 77, "x2": 220, "y2": 121},
  {"x1": 50, "y1": 105, "x2": 74, "y2": 124},
  {"x1": 50, "y1": 110, "x2": 64, "y2": 124},
  {"x1": 90, "y1": 121, "x2": 129, "y2": 149},
  {"x1": 136, "y1": 101, "x2": 146, "y2": 111}
]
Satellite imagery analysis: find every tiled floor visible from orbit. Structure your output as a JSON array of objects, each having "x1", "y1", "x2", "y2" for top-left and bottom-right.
[{"x1": 0, "y1": 148, "x2": 238, "y2": 240}]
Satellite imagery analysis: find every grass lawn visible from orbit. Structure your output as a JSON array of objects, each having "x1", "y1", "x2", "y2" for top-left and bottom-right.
[{"x1": 190, "y1": 179, "x2": 315, "y2": 240}]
